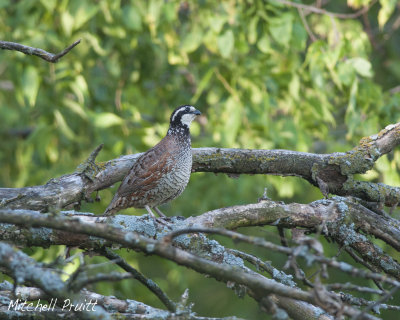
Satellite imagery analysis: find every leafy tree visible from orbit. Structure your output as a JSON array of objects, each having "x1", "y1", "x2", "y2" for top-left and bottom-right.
[{"x1": 0, "y1": 1, "x2": 400, "y2": 319}]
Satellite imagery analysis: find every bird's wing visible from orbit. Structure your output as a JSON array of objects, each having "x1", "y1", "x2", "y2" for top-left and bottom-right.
[{"x1": 115, "y1": 136, "x2": 178, "y2": 199}]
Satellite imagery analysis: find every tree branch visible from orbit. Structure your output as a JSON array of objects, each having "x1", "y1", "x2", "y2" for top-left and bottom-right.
[
  {"x1": 1, "y1": 196, "x2": 400, "y2": 278},
  {"x1": 100, "y1": 248, "x2": 177, "y2": 312},
  {"x1": 0, "y1": 39, "x2": 81, "y2": 62},
  {"x1": 0, "y1": 283, "x2": 232, "y2": 320},
  {"x1": 0, "y1": 242, "x2": 109, "y2": 320},
  {"x1": 0, "y1": 207, "x2": 395, "y2": 318},
  {"x1": 0, "y1": 209, "x2": 363, "y2": 318},
  {"x1": 1, "y1": 122, "x2": 400, "y2": 211},
  {"x1": 275, "y1": 0, "x2": 378, "y2": 19}
]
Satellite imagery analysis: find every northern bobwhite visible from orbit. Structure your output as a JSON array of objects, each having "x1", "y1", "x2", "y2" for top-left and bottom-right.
[{"x1": 103, "y1": 105, "x2": 201, "y2": 217}]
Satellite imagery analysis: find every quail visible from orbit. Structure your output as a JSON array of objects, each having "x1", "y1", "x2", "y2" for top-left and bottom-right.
[{"x1": 103, "y1": 105, "x2": 201, "y2": 217}]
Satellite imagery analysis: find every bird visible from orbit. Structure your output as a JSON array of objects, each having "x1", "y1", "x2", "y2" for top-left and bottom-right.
[{"x1": 103, "y1": 105, "x2": 201, "y2": 217}]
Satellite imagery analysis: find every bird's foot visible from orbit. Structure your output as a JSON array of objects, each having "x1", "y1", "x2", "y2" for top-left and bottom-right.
[{"x1": 95, "y1": 214, "x2": 112, "y2": 223}]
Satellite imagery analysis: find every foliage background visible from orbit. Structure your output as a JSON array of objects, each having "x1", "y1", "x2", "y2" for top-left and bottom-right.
[{"x1": 0, "y1": 0, "x2": 399, "y2": 318}]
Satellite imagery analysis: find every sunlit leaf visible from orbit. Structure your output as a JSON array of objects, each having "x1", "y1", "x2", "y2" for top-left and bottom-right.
[
  {"x1": 122, "y1": 6, "x2": 142, "y2": 31},
  {"x1": 181, "y1": 26, "x2": 203, "y2": 53},
  {"x1": 72, "y1": 1, "x2": 99, "y2": 31},
  {"x1": 54, "y1": 110, "x2": 76, "y2": 140},
  {"x1": 22, "y1": 66, "x2": 40, "y2": 108},
  {"x1": 218, "y1": 30, "x2": 234, "y2": 58},
  {"x1": 40, "y1": 0, "x2": 56, "y2": 12},
  {"x1": 61, "y1": 11, "x2": 74, "y2": 37},
  {"x1": 247, "y1": 16, "x2": 259, "y2": 44},
  {"x1": 268, "y1": 14, "x2": 293, "y2": 47},
  {"x1": 347, "y1": 57, "x2": 373, "y2": 78},
  {"x1": 93, "y1": 112, "x2": 124, "y2": 128},
  {"x1": 257, "y1": 36, "x2": 270, "y2": 54},
  {"x1": 378, "y1": 0, "x2": 397, "y2": 28}
]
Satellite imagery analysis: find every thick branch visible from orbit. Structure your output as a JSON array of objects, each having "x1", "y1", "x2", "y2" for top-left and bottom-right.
[
  {"x1": 0, "y1": 40, "x2": 81, "y2": 62},
  {"x1": 1, "y1": 123, "x2": 400, "y2": 211}
]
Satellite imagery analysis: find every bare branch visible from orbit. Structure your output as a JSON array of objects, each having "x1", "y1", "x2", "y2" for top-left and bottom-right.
[
  {"x1": 100, "y1": 248, "x2": 177, "y2": 312},
  {"x1": 0, "y1": 39, "x2": 81, "y2": 62},
  {"x1": 69, "y1": 272, "x2": 133, "y2": 292},
  {"x1": 275, "y1": 0, "x2": 378, "y2": 19}
]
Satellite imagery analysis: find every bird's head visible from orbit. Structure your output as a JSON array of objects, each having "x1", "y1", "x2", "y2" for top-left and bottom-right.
[{"x1": 169, "y1": 105, "x2": 201, "y2": 130}]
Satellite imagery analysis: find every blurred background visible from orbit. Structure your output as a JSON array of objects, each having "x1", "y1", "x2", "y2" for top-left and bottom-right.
[{"x1": 0, "y1": 0, "x2": 399, "y2": 318}]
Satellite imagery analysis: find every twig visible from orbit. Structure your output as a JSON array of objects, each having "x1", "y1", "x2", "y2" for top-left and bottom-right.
[
  {"x1": 298, "y1": 8, "x2": 318, "y2": 42},
  {"x1": 327, "y1": 283, "x2": 385, "y2": 296},
  {"x1": 228, "y1": 249, "x2": 297, "y2": 287},
  {"x1": 70, "y1": 272, "x2": 134, "y2": 292},
  {"x1": 275, "y1": 0, "x2": 378, "y2": 19},
  {"x1": 0, "y1": 39, "x2": 81, "y2": 62},
  {"x1": 100, "y1": 248, "x2": 177, "y2": 312},
  {"x1": 354, "y1": 286, "x2": 400, "y2": 319}
]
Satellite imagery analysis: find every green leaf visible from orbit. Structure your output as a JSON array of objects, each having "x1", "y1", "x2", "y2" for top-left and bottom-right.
[
  {"x1": 218, "y1": 30, "x2": 234, "y2": 58},
  {"x1": 269, "y1": 13, "x2": 293, "y2": 47},
  {"x1": 61, "y1": 11, "x2": 74, "y2": 37},
  {"x1": 93, "y1": 112, "x2": 124, "y2": 128},
  {"x1": 378, "y1": 0, "x2": 396, "y2": 28},
  {"x1": 345, "y1": 79, "x2": 359, "y2": 139},
  {"x1": 209, "y1": 15, "x2": 227, "y2": 33},
  {"x1": 83, "y1": 33, "x2": 108, "y2": 56},
  {"x1": 102, "y1": 26, "x2": 127, "y2": 38},
  {"x1": 191, "y1": 68, "x2": 214, "y2": 104},
  {"x1": 181, "y1": 26, "x2": 203, "y2": 53},
  {"x1": 72, "y1": 1, "x2": 99, "y2": 31},
  {"x1": 222, "y1": 97, "x2": 241, "y2": 146},
  {"x1": 40, "y1": 0, "x2": 56, "y2": 12},
  {"x1": 247, "y1": 16, "x2": 259, "y2": 44},
  {"x1": 122, "y1": 6, "x2": 142, "y2": 31},
  {"x1": 338, "y1": 62, "x2": 356, "y2": 86},
  {"x1": 54, "y1": 110, "x2": 76, "y2": 140},
  {"x1": 257, "y1": 36, "x2": 270, "y2": 54},
  {"x1": 289, "y1": 74, "x2": 300, "y2": 101},
  {"x1": 347, "y1": 57, "x2": 373, "y2": 78},
  {"x1": 22, "y1": 66, "x2": 40, "y2": 108},
  {"x1": 63, "y1": 99, "x2": 88, "y2": 120}
]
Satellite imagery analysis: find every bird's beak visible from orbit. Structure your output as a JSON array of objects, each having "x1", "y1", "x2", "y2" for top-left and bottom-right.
[{"x1": 192, "y1": 110, "x2": 201, "y2": 115}]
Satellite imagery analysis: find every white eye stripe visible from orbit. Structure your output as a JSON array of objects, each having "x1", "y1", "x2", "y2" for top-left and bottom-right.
[{"x1": 171, "y1": 107, "x2": 187, "y2": 123}]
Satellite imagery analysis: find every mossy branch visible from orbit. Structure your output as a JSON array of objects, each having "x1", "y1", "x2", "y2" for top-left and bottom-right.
[{"x1": 0, "y1": 123, "x2": 399, "y2": 210}]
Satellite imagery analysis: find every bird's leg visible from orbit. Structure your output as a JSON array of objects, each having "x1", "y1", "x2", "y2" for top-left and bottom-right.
[
  {"x1": 154, "y1": 207, "x2": 167, "y2": 218},
  {"x1": 146, "y1": 205, "x2": 172, "y2": 228},
  {"x1": 145, "y1": 205, "x2": 157, "y2": 218}
]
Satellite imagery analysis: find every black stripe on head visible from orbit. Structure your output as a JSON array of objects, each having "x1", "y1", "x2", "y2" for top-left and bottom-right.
[
  {"x1": 170, "y1": 105, "x2": 190, "y2": 123},
  {"x1": 169, "y1": 105, "x2": 197, "y2": 126}
]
